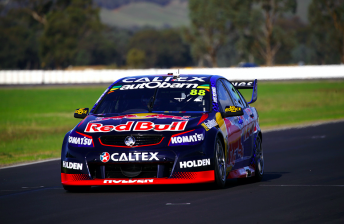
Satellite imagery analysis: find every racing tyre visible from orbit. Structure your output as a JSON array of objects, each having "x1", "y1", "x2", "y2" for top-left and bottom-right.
[
  {"x1": 253, "y1": 135, "x2": 264, "y2": 182},
  {"x1": 214, "y1": 138, "x2": 226, "y2": 188},
  {"x1": 63, "y1": 185, "x2": 91, "y2": 192}
]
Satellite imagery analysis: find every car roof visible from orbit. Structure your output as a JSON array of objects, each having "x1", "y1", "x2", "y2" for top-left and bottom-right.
[{"x1": 115, "y1": 74, "x2": 225, "y2": 84}]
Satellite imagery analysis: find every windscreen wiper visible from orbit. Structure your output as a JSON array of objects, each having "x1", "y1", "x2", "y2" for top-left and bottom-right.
[
  {"x1": 147, "y1": 96, "x2": 154, "y2": 112},
  {"x1": 147, "y1": 88, "x2": 159, "y2": 112}
]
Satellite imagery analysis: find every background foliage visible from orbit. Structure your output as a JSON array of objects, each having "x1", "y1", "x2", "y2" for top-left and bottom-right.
[{"x1": 0, "y1": 0, "x2": 343, "y2": 69}]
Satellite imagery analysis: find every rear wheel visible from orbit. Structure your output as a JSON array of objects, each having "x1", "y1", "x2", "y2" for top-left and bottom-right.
[
  {"x1": 253, "y1": 135, "x2": 264, "y2": 182},
  {"x1": 214, "y1": 138, "x2": 226, "y2": 188},
  {"x1": 63, "y1": 185, "x2": 91, "y2": 192}
]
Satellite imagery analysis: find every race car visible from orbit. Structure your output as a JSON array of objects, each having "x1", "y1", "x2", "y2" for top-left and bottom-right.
[{"x1": 61, "y1": 73, "x2": 263, "y2": 191}]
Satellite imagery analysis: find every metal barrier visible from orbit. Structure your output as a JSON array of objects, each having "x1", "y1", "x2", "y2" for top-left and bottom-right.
[{"x1": 0, "y1": 65, "x2": 343, "y2": 85}]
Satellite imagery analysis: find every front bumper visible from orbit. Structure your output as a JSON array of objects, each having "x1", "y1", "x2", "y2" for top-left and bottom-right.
[{"x1": 61, "y1": 140, "x2": 216, "y2": 186}]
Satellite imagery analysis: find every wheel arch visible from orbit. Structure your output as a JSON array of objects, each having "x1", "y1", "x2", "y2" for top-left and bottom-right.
[
  {"x1": 216, "y1": 130, "x2": 226, "y2": 154},
  {"x1": 61, "y1": 130, "x2": 72, "y2": 159},
  {"x1": 213, "y1": 129, "x2": 227, "y2": 188},
  {"x1": 258, "y1": 131, "x2": 262, "y2": 142}
]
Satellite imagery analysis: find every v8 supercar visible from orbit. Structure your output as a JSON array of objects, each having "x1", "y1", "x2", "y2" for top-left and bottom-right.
[{"x1": 61, "y1": 74, "x2": 263, "y2": 191}]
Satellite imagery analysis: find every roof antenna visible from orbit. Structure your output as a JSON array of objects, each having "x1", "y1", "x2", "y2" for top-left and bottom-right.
[
  {"x1": 173, "y1": 69, "x2": 180, "y2": 79},
  {"x1": 167, "y1": 70, "x2": 180, "y2": 79}
]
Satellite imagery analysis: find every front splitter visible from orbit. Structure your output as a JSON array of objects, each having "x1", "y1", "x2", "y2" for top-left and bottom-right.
[{"x1": 61, "y1": 170, "x2": 215, "y2": 186}]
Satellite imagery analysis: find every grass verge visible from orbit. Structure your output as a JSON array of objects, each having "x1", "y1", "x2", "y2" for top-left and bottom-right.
[{"x1": 1, "y1": 80, "x2": 344, "y2": 166}]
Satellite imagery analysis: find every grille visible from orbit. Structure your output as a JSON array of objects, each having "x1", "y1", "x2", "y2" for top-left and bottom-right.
[
  {"x1": 99, "y1": 134, "x2": 163, "y2": 147},
  {"x1": 106, "y1": 163, "x2": 158, "y2": 178},
  {"x1": 88, "y1": 163, "x2": 173, "y2": 179}
]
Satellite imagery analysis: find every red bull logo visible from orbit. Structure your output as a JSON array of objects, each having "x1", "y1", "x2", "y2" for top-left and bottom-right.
[
  {"x1": 85, "y1": 121, "x2": 188, "y2": 133},
  {"x1": 224, "y1": 119, "x2": 244, "y2": 167}
]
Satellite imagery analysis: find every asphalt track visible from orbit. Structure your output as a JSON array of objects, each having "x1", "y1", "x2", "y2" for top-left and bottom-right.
[{"x1": 1, "y1": 121, "x2": 344, "y2": 224}]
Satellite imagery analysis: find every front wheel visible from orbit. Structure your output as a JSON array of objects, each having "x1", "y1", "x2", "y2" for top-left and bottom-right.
[
  {"x1": 214, "y1": 138, "x2": 226, "y2": 188},
  {"x1": 253, "y1": 135, "x2": 264, "y2": 182}
]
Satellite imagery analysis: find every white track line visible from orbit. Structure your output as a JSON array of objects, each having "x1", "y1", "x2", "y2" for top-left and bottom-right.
[
  {"x1": 262, "y1": 119, "x2": 344, "y2": 133},
  {"x1": 166, "y1": 203, "x2": 191, "y2": 205},
  {"x1": 0, "y1": 158, "x2": 60, "y2": 170}
]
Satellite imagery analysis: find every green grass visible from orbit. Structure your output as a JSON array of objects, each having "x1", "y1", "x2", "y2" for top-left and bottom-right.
[
  {"x1": 0, "y1": 85, "x2": 107, "y2": 166},
  {"x1": 240, "y1": 80, "x2": 344, "y2": 128},
  {"x1": 1, "y1": 80, "x2": 344, "y2": 166}
]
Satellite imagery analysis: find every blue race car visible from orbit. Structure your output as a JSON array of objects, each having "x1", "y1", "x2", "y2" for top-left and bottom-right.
[{"x1": 61, "y1": 73, "x2": 263, "y2": 191}]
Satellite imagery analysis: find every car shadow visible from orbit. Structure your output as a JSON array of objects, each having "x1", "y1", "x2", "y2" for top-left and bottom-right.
[
  {"x1": 89, "y1": 183, "x2": 218, "y2": 193},
  {"x1": 229, "y1": 172, "x2": 288, "y2": 187},
  {"x1": 262, "y1": 172, "x2": 288, "y2": 182}
]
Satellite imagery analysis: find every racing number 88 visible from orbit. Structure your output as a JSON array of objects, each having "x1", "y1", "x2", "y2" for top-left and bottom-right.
[{"x1": 190, "y1": 89, "x2": 206, "y2": 96}]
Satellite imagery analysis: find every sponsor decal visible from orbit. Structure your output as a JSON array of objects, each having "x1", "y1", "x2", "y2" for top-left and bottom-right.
[
  {"x1": 100, "y1": 152, "x2": 110, "y2": 163},
  {"x1": 85, "y1": 121, "x2": 188, "y2": 133},
  {"x1": 201, "y1": 119, "x2": 218, "y2": 131},
  {"x1": 210, "y1": 78, "x2": 219, "y2": 112},
  {"x1": 62, "y1": 161, "x2": 83, "y2": 170},
  {"x1": 119, "y1": 82, "x2": 199, "y2": 90},
  {"x1": 122, "y1": 77, "x2": 206, "y2": 83},
  {"x1": 101, "y1": 152, "x2": 159, "y2": 162},
  {"x1": 68, "y1": 131, "x2": 93, "y2": 147},
  {"x1": 212, "y1": 87, "x2": 217, "y2": 103},
  {"x1": 231, "y1": 81, "x2": 253, "y2": 87},
  {"x1": 189, "y1": 89, "x2": 206, "y2": 96},
  {"x1": 69, "y1": 136, "x2": 92, "y2": 146},
  {"x1": 179, "y1": 159, "x2": 210, "y2": 169},
  {"x1": 108, "y1": 85, "x2": 122, "y2": 94},
  {"x1": 225, "y1": 106, "x2": 242, "y2": 112},
  {"x1": 104, "y1": 179, "x2": 154, "y2": 184},
  {"x1": 197, "y1": 84, "x2": 210, "y2": 91},
  {"x1": 75, "y1": 108, "x2": 87, "y2": 115},
  {"x1": 169, "y1": 128, "x2": 205, "y2": 146}
]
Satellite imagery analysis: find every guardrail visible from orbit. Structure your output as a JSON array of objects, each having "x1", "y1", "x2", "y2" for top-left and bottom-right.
[{"x1": 0, "y1": 65, "x2": 343, "y2": 85}]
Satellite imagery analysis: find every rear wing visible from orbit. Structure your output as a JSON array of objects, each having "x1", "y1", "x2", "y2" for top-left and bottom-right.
[{"x1": 230, "y1": 79, "x2": 257, "y2": 104}]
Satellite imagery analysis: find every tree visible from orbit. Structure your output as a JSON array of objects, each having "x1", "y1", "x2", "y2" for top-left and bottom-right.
[
  {"x1": 187, "y1": 0, "x2": 252, "y2": 67},
  {"x1": 128, "y1": 28, "x2": 192, "y2": 68},
  {"x1": 0, "y1": 2, "x2": 41, "y2": 69},
  {"x1": 308, "y1": 0, "x2": 344, "y2": 64},
  {"x1": 18, "y1": 0, "x2": 53, "y2": 26},
  {"x1": 188, "y1": 0, "x2": 229, "y2": 67},
  {"x1": 126, "y1": 48, "x2": 145, "y2": 68},
  {"x1": 39, "y1": 0, "x2": 103, "y2": 68},
  {"x1": 274, "y1": 16, "x2": 303, "y2": 65},
  {"x1": 103, "y1": 27, "x2": 133, "y2": 67},
  {"x1": 0, "y1": 0, "x2": 122, "y2": 69},
  {"x1": 252, "y1": 0, "x2": 297, "y2": 66}
]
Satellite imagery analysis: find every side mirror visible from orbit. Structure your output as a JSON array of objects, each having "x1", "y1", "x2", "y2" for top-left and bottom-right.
[
  {"x1": 74, "y1": 108, "x2": 89, "y2": 119},
  {"x1": 221, "y1": 106, "x2": 244, "y2": 118}
]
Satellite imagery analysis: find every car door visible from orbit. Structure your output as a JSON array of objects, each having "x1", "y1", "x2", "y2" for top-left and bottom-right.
[
  {"x1": 216, "y1": 80, "x2": 243, "y2": 170},
  {"x1": 221, "y1": 79, "x2": 254, "y2": 162},
  {"x1": 236, "y1": 89, "x2": 257, "y2": 158}
]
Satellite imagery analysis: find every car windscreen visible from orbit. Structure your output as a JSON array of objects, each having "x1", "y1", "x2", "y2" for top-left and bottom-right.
[{"x1": 94, "y1": 82, "x2": 211, "y2": 114}]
